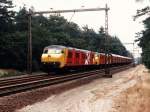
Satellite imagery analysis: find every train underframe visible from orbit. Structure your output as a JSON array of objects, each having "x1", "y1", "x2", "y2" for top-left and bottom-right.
[{"x1": 41, "y1": 62, "x2": 132, "y2": 74}]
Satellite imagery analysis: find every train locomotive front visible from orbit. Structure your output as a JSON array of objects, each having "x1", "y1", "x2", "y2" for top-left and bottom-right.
[
  {"x1": 41, "y1": 45, "x2": 66, "y2": 72},
  {"x1": 41, "y1": 45, "x2": 98, "y2": 72}
]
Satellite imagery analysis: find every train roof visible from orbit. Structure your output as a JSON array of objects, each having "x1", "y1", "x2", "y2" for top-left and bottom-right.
[
  {"x1": 45, "y1": 45, "x2": 66, "y2": 49},
  {"x1": 45, "y1": 45, "x2": 92, "y2": 52},
  {"x1": 111, "y1": 53, "x2": 132, "y2": 59},
  {"x1": 99, "y1": 53, "x2": 105, "y2": 55},
  {"x1": 44, "y1": 45, "x2": 132, "y2": 59}
]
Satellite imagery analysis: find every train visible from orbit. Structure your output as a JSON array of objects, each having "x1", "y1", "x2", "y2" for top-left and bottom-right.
[{"x1": 41, "y1": 45, "x2": 132, "y2": 72}]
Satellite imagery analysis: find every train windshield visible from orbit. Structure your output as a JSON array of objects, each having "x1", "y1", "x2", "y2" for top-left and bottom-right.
[
  {"x1": 43, "y1": 47, "x2": 63, "y2": 54},
  {"x1": 47, "y1": 49, "x2": 62, "y2": 54},
  {"x1": 43, "y1": 49, "x2": 48, "y2": 53}
]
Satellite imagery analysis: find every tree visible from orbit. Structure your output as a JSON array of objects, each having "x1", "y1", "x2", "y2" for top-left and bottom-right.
[
  {"x1": 0, "y1": 5, "x2": 130, "y2": 71},
  {"x1": 0, "y1": 0, "x2": 16, "y2": 69},
  {"x1": 134, "y1": 0, "x2": 150, "y2": 68},
  {"x1": 137, "y1": 17, "x2": 150, "y2": 68},
  {"x1": 14, "y1": 6, "x2": 28, "y2": 31},
  {"x1": 0, "y1": 0, "x2": 15, "y2": 32}
]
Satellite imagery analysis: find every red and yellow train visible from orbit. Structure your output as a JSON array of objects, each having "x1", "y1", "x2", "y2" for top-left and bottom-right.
[{"x1": 41, "y1": 45, "x2": 132, "y2": 72}]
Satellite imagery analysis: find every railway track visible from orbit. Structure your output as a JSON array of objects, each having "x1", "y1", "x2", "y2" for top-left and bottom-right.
[{"x1": 0, "y1": 64, "x2": 131, "y2": 97}]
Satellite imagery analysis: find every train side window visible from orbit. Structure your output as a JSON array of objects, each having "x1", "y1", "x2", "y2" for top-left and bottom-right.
[
  {"x1": 82, "y1": 54, "x2": 85, "y2": 58},
  {"x1": 76, "y1": 53, "x2": 79, "y2": 58},
  {"x1": 68, "y1": 51, "x2": 72, "y2": 58}
]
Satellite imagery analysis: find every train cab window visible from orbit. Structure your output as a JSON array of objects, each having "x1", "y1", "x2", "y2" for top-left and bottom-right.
[
  {"x1": 82, "y1": 54, "x2": 85, "y2": 58},
  {"x1": 68, "y1": 51, "x2": 72, "y2": 58},
  {"x1": 43, "y1": 49, "x2": 48, "y2": 53},
  {"x1": 48, "y1": 49, "x2": 62, "y2": 54}
]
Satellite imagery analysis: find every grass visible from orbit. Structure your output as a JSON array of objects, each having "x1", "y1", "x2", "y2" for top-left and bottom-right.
[{"x1": 0, "y1": 69, "x2": 22, "y2": 78}]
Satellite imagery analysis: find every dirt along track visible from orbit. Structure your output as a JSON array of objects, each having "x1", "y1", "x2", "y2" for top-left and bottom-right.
[
  {"x1": 0, "y1": 65, "x2": 149, "y2": 112},
  {"x1": 16, "y1": 65, "x2": 150, "y2": 112}
]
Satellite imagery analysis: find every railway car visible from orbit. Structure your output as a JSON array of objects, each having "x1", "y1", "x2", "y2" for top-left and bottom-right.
[
  {"x1": 41, "y1": 45, "x2": 97, "y2": 72},
  {"x1": 110, "y1": 54, "x2": 132, "y2": 66},
  {"x1": 41, "y1": 45, "x2": 132, "y2": 72}
]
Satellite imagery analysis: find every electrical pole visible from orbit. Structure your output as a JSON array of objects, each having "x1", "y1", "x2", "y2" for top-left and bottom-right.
[
  {"x1": 27, "y1": 9, "x2": 32, "y2": 74},
  {"x1": 104, "y1": 4, "x2": 110, "y2": 75},
  {"x1": 105, "y1": 4, "x2": 109, "y2": 36},
  {"x1": 27, "y1": 6, "x2": 110, "y2": 74}
]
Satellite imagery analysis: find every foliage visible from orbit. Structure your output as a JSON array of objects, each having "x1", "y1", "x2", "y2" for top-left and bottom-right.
[
  {"x1": 137, "y1": 17, "x2": 150, "y2": 68},
  {"x1": 0, "y1": 0, "x2": 15, "y2": 32},
  {"x1": 0, "y1": 1, "x2": 131, "y2": 71},
  {"x1": 134, "y1": 0, "x2": 150, "y2": 69},
  {"x1": 0, "y1": 69, "x2": 22, "y2": 78}
]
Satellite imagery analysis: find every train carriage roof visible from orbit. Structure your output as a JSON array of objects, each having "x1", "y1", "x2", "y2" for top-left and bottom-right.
[
  {"x1": 45, "y1": 45, "x2": 92, "y2": 53},
  {"x1": 45, "y1": 45, "x2": 66, "y2": 49},
  {"x1": 111, "y1": 53, "x2": 132, "y2": 59},
  {"x1": 44, "y1": 45, "x2": 132, "y2": 60}
]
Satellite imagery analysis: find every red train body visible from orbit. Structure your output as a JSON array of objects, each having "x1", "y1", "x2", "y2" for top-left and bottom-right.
[{"x1": 41, "y1": 45, "x2": 132, "y2": 72}]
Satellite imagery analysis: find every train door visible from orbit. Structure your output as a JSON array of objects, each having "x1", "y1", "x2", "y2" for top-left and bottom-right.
[
  {"x1": 75, "y1": 51, "x2": 80, "y2": 65},
  {"x1": 85, "y1": 51, "x2": 91, "y2": 65},
  {"x1": 66, "y1": 49, "x2": 73, "y2": 66}
]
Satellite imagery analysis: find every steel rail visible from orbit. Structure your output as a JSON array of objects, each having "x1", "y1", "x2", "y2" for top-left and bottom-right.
[
  {"x1": 0, "y1": 64, "x2": 132, "y2": 97},
  {"x1": 0, "y1": 75, "x2": 55, "y2": 87},
  {"x1": 0, "y1": 70, "x2": 104, "y2": 96},
  {"x1": 0, "y1": 73, "x2": 47, "y2": 82}
]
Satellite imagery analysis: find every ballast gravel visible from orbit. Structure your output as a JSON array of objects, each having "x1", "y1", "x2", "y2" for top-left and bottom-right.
[{"x1": 0, "y1": 73, "x2": 100, "y2": 112}]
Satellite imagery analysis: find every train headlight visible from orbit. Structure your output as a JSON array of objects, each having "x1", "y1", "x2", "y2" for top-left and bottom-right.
[{"x1": 95, "y1": 56, "x2": 98, "y2": 59}]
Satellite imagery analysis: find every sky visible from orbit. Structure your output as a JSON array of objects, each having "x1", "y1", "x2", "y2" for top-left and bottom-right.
[{"x1": 12, "y1": 0, "x2": 150, "y2": 58}]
